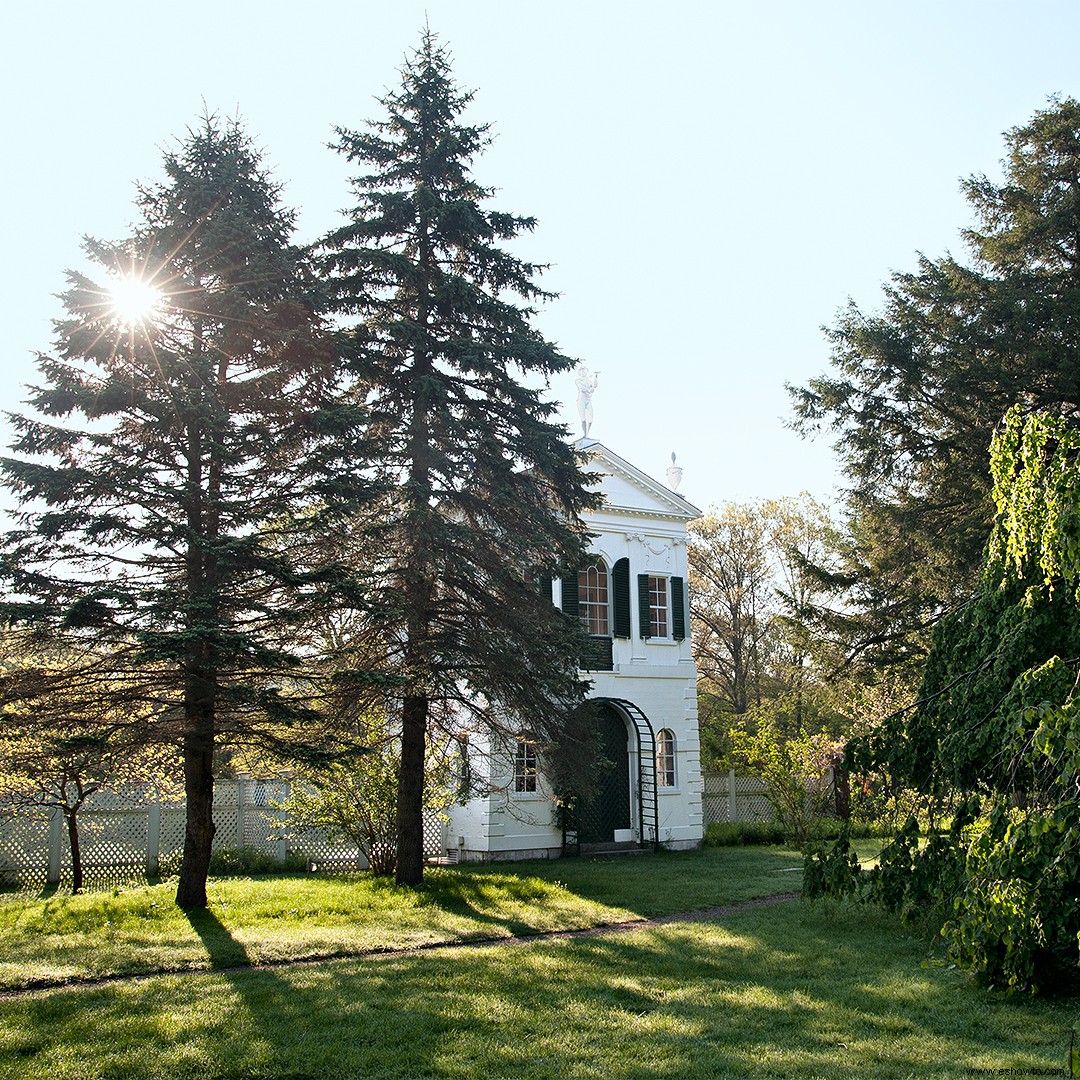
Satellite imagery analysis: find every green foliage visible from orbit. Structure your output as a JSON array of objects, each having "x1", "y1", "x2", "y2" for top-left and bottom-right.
[
  {"x1": 703, "y1": 820, "x2": 786, "y2": 846},
  {"x1": 283, "y1": 760, "x2": 398, "y2": 875},
  {"x1": 690, "y1": 496, "x2": 852, "y2": 776},
  {"x1": 799, "y1": 97, "x2": 1080, "y2": 991},
  {"x1": 730, "y1": 721, "x2": 843, "y2": 846},
  {"x1": 815, "y1": 408, "x2": 1080, "y2": 991},
  {"x1": 790, "y1": 96, "x2": 1080, "y2": 679},
  {"x1": 802, "y1": 826, "x2": 861, "y2": 901},
  {"x1": 282, "y1": 715, "x2": 451, "y2": 877},
  {"x1": 208, "y1": 847, "x2": 309, "y2": 876}
]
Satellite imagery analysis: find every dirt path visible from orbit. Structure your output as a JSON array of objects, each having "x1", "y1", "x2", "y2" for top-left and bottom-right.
[{"x1": 2, "y1": 891, "x2": 800, "y2": 999}]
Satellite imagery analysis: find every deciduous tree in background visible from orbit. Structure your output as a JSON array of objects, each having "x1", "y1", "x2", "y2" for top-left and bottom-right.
[
  {"x1": 0, "y1": 639, "x2": 178, "y2": 893},
  {"x1": 319, "y1": 31, "x2": 599, "y2": 885},
  {"x1": 689, "y1": 495, "x2": 844, "y2": 767},
  {"x1": 1, "y1": 116, "x2": 372, "y2": 909}
]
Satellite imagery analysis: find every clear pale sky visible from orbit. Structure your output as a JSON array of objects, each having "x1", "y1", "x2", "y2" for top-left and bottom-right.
[{"x1": 4, "y1": 1, "x2": 1079, "y2": 514}]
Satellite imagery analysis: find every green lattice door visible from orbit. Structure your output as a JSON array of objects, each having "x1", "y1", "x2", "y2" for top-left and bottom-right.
[{"x1": 578, "y1": 704, "x2": 631, "y2": 844}]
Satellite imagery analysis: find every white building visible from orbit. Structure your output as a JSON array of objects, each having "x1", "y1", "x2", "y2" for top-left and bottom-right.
[{"x1": 445, "y1": 439, "x2": 703, "y2": 861}]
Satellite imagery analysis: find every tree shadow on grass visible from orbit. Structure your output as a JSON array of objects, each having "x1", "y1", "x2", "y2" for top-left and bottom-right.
[
  {"x1": 3, "y1": 901, "x2": 1076, "y2": 1079},
  {"x1": 184, "y1": 907, "x2": 252, "y2": 970},
  {"x1": 454, "y1": 844, "x2": 806, "y2": 916}
]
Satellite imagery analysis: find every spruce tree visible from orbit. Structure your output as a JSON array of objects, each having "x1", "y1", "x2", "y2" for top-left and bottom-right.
[
  {"x1": 320, "y1": 31, "x2": 599, "y2": 885},
  {"x1": 790, "y1": 96, "x2": 1080, "y2": 684},
  {"x1": 1, "y1": 116, "x2": 371, "y2": 908}
]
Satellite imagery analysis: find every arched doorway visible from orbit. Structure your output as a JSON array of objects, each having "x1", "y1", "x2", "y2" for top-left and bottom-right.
[{"x1": 576, "y1": 702, "x2": 632, "y2": 845}]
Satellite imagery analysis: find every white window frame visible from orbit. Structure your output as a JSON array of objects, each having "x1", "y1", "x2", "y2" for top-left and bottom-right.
[
  {"x1": 579, "y1": 558, "x2": 611, "y2": 637},
  {"x1": 513, "y1": 739, "x2": 538, "y2": 794},
  {"x1": 656, "y1": 729, "x2": 677, "y2": 789},
  {"x1": 647, "y1": 575, "x2": 670, "y2": 639}
]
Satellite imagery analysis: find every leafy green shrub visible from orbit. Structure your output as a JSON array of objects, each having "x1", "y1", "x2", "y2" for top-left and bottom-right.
[
  {"x1": 706, "y1": 817, "x2": 894, "y2": 849},
  {"x1": 729, "y1": 723, "x2": 845, "y2": 847},
  {"x1": 704, "y1": 820, "x2": 786, "y2": 846},
  {"x1": 208, "y1": 846, "x2": 308, "y2": 876},
  {"x1": 282, "y1": 713, "x2": 450, "y2": 877},
  {"x1": 154, "y1": 849, "x2": 184, "y2": 880}
]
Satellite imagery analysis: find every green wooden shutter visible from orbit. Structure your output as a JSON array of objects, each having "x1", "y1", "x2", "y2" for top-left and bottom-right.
[
  {"x1": 637, "y1": 573, "x2": 651, "y2": 639},
  {"x1": 612, "y1": 558, "x2": 631, "y2": 638},
  {"x1": 671, "y1": 576, "x2": 687, "y2": 641},
  {"x1": 561, "y1": 571, "x2": 579, "y2": 620}
]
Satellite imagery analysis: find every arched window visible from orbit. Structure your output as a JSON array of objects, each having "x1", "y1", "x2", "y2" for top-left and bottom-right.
[
  {"x1": 578, "y1": 558, "x2": 610, "y2": 636},
  {"x1": 656, "y1": 729, "x2": 677, "y2": 788}
]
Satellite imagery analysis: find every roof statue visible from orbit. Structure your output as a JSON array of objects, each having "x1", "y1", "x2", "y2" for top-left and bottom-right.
[
  {"x1": 666, "y1": 452, "x2": 683, "y2": 492},
  {"x1": 575, "y1": 362, "x2": 599, "y2": 438}
]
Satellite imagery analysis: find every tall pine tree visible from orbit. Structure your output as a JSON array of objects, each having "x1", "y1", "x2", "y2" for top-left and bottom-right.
[
  {"x1": 320, "y1": 31, "x2": 599, "y2": 885},
  {"x1": 1, "y1": 116, "x2": 372, "y2": 908}
]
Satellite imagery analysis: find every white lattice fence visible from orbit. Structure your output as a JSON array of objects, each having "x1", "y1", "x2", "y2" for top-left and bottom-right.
[
  {"x1": 0, "y1": 780, "x2": 448, "y2": 887},
  {"x1": 0, "y1": 809, "x2": 51, "y2": 889},
  {"x1": 701, "y1": 771, "x2": 774, "y2": 825}
]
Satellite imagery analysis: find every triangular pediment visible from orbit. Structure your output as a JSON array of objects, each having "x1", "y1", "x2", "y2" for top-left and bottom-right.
[{"x1": 576, "y1": 440, "x2": 702, "y2": 522}]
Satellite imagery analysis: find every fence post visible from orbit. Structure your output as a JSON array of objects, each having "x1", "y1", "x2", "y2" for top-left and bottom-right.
[
  {"x1": 728, "y1": 768, "x2": 737, "y2": 824},
  {"x1": 47, "y1": 808, "x2": 63, "y2": 886},
  {"x1": 235, "y1": 775, "x2": 246, "y2": 850},
  {"x1": 146, "y1": 801, "x2": 161, "y2": 876}
]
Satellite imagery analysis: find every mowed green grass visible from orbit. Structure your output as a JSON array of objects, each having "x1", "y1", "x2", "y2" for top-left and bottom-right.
[
  {"x1": 1, "y1": 899, "x2": 1074, "y2": 1080},
  {"x1": 0, "y1": 846, "x2": 805, "y2": 990}
]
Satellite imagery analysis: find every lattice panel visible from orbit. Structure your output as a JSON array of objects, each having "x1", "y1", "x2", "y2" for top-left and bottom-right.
[
  {"x1": 70, "y1": 810, "x2": 149, "y2": 870},
  {"x1": 423, "y1": 810, "x2": 446, "y2": 859},
  {"x1": 159, "y1": 808, "x2": 186, "y2": 865},
  {"x1": 0, "y1": 809, "x2": 50, "y2": 886},
  {"x1": 701, "y1": 773, "x2": 776, "y2": 825},
  {"x1": 294, "y1": 827, "x2": 364, "y2": 870}
]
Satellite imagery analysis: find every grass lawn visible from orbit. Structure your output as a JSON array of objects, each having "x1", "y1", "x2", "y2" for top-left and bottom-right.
[
  {"x1": 1, "y1": 846, "x2": 1075, "y2": 1078},
  {"x1": 0, "y1": 845, "x2": 804, "y2": 990}
]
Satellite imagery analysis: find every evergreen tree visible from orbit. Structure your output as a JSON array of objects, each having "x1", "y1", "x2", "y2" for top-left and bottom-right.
[
  {"x1": 320, "y1": 31, "x2": 599, "y2": 885},
  {"x1": 1, "y1": 116, "x2": 371, "y2": 909},
  {"x1": 790, "y1": 97, "x2": 1080, "y2": 683}
]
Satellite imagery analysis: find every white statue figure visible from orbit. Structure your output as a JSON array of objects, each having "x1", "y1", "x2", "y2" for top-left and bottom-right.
[
  {"x1": 666, "y1": 452, "x2": 683, "y2": 492},
  {"x1": 575, "y1": 363, "x2": 599, "y2": 438}
]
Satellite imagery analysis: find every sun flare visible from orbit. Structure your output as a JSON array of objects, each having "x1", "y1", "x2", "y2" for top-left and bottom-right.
[{"x1": 108, "y1": 275, "x2": 163, "y2": 327}]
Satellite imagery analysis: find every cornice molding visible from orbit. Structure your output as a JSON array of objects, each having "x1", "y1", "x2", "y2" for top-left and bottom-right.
[{"x1": 577, "y1": 440, "x2": 703, "y2": 522}]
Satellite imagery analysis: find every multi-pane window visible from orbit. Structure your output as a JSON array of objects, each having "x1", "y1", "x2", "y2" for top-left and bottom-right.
[
  {"x1": 648, "y1": 576, "x2": 669, "y2": 638},
  {"x1": 579, "y1": 559, "x2": 610, "y2": 636},
  {"x1": 656, "y1": 729, "x2": 677, "y2": 788},
  {"x1": 514, "y1": 740, "x2": 538, "y2": 793}
]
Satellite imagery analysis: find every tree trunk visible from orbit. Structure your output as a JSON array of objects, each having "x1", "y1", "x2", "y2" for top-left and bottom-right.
[
  {"x1": 176, "y1": 348, "x2": 220, "y2": 911},
  {"x1": 395, "y1": 693, "x2": 428, "y2": 886},
  {"x1": 65, "y1": 807, "x2": 83, "y2": 894},
  {"x1": 176, "y1": 695, "x2": 216, "y2": 909}
]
